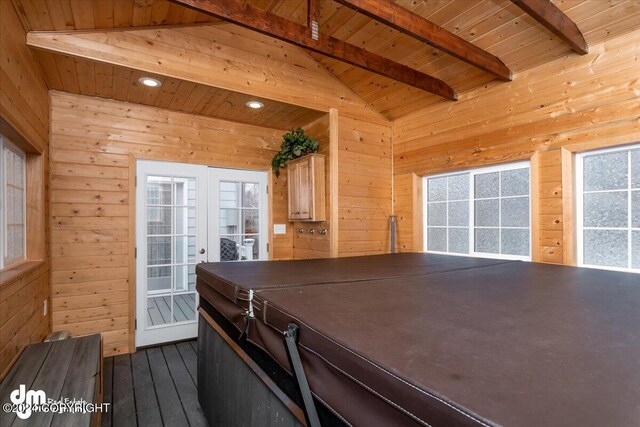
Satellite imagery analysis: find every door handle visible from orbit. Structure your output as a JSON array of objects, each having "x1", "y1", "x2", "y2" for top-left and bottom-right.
[{"x1": 199, "y1": 248, "x2": 206, "y2": 254}]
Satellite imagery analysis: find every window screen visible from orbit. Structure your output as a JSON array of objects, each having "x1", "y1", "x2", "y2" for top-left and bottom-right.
[
  {"x1": 1, "y1": 136, "x2": 27, "y2": 269},
  {"x1": 578, "y1": 144, "x2": 640, "y2": 272},
  {"x1": 424, "y1": 161, "x2": 531, "y2": 261}
]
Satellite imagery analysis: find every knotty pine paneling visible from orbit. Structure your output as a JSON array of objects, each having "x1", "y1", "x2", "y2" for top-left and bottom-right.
[
  {"x1": 0, "y1": 1, "x2": 50, "y2": 378},
  {"x1": 293, "y1": 114, "x2": 332, "y2": 259},
  {"x1": 393, "y1": 30, "x2": 640, "y2": 264},
  {"x1": 338, "y1": 116, "x2": 393, "y2": 256},
  {"x1": 49, "y1": 92, "x2": 293, "y2": 356}
]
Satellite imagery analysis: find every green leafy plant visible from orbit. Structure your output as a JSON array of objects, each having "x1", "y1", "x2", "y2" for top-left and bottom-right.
[{"x1": 271, "y1": 128, "x2": 319, "y2": 177}]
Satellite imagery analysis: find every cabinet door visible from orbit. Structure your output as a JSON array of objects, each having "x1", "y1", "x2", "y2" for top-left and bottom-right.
[
  {"x1": 297, "y1": 159, "x2": 311, "y2": 220},
  {"x1": 287, "y1": 163, "x2": 299, "y2": 220}
]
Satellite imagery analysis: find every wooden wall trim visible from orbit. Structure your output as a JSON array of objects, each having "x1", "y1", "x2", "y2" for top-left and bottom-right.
[
  {"x1": 329, "y1": 109, "x2": 339, "y2": 258},
  {"x1": 530, "y1": 152, "x2": 541, "y2": 262},
  {"x1": 561, "y1": 148, "x2": 575, "y2": 266}
]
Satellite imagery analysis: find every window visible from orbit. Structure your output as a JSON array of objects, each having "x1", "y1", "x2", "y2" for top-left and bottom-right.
[
  {"x1": 0, "y1": 136, "x2": 27, "y2": 269},
  {"x1": 576, "y1": 144, "x2": 640, "y2": 273},
  {"x1": 424, "y1": 161, "x2": 531, "y2": 261}
]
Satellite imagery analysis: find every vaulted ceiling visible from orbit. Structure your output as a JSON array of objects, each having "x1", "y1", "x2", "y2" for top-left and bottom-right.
[{"x1": 12, "y1": 0, "x2": 640, "y2": 123}]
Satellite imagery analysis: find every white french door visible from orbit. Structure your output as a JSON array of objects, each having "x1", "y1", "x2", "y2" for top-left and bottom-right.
[
  {"x1": 136, "y1": 161, "x2": 269, "y2": 347},
  {"x1": 136, "y1": 161, "x2": 208, "y2": 347},
  {"x1": 208, "y1": 168, "x2": 269, "y2": 262}
]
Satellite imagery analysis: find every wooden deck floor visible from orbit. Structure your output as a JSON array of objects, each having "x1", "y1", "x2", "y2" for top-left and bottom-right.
[
  {"x1": 102, "y1": 340, "x2": 208, "y2": 427},
  {"x1": 147, "y1": 294, "x2": 197, "y2": 326}
]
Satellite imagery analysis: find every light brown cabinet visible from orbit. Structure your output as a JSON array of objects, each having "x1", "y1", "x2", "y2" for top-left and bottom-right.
[{"x1": 287, "y1": 154, "x2": 326, "y2": 222}]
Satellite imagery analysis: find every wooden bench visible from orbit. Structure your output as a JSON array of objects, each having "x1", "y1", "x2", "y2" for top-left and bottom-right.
[{"x1": 0, "y1": 334, "x2": 102, "y2": 426}]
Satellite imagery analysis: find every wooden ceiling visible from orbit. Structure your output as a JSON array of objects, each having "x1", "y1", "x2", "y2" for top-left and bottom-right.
[
  {"x1": 34, "y1": 52, "x2": 325, "y2": 130},
  {"x1": 13, "y1": 0, "x2": 640, "y2": 121}
]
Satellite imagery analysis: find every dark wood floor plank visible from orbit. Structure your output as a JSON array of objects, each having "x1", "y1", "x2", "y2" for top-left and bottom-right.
[
  {"x1": 112, "y1": 354, "x2": 137, "y2": 427},
  {"x1": 53, "y1": 335, "x2": 102, "y2": 427},
  {"x1": 146, "y1": 347, "x2": 189, "y2": 427},
  {"x1": 130, "y1": 351, "x2": 163, "y2": 426},
  {"x1": 102, "y1": 357, "x2": 114, "y2": 427},
  {"x1": 175, "y1": 341, "x2": 197, "y2": 386},
  {"x1": 0, "y1": 342, "x2": 52, "y2": 427},
  {"x1": 17, "y1": 339, "x2": 78, "y2": 426},
  {"x1": 162, "y1": 345, "x2": 208, "y2": 427}
]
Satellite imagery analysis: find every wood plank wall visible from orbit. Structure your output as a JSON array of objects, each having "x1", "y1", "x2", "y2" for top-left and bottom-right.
[
  {"x1": 339, "y1": 116, "x2": 393, "y2": 256},
  {"x1": 49, "y1": 92, "x2": 294, "y2": 356},
  {"x1": 393, "y1": 29, "x2": 640, "y2": 264},
  {"x1": 293, "y1": 114, "x2": 332, "y2": 259},
  {"x1": 0, "y1": 1, "x2": 50, "y2": 377}
]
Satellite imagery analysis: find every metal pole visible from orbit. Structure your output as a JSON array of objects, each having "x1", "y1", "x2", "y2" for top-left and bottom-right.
[{"x1": 390, "y1": 215, "x2": 397, "y2": 254}]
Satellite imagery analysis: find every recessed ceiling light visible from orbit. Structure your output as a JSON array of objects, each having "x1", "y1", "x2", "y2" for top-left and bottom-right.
[
  {"x1": 246, "y1": 101, "x2": 264, "y2": 109},
  {"x1": 138, "y1": 77, "x2": 162, "y2": 88}
]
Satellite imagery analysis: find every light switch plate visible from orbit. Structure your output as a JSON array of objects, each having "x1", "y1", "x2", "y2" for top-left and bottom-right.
[{"x1": 273, "y1": 224, "x2": 287, "y2": 235}]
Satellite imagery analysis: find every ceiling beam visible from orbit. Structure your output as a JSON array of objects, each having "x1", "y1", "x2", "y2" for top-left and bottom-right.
[
  {"x1": 511, "y1": 0, "x2": 588, "y2": 55},
  {"x1": 333, "y1": 0, "x2": 512, "y2": 81},
  {"x1": 171, "y1": 0, "x2": 457, "y2": 100}
]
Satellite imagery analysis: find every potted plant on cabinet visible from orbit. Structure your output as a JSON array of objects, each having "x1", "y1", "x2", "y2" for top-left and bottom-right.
[{"x1": 271, "y1": 128, "x2": 319, "y2": 177}]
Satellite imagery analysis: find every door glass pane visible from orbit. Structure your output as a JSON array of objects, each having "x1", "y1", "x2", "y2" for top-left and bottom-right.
[
  {"x1": 147, "y1": 177, "x2": 172, "y2": 204},
  {"x1": 147, "y1": 267, "x2": 171, "y2": 292},
  {"x1": 241, "y1": 235, "x2": 259, "y2": 260},
  {"x1": 147, "y1": 296, "x2": 171, "y2": 326},
  {"x1": 174, "y1": 265, "x2": 196, "y2": 292},
  {"x1": 148, "y1": 237, "x2": 171, "y2": 265},
  {"x1": 147, "y1": 207, "x2": 171, "y2": 234},
  {"x1": 218, "y1": 178, "x2": 263, "y2": 262},
  {"x1": 220, "y1": 236, "x2": 240, "y2": 261},
  {"x1": 220, "y1": 182, "x2": 240, "y2": 207},
  {"x1": 243, "y1": 209, "x2": 259, "y2": 234},
  {"x1": 174, "y1": 207, "x2": 196, "y2": 234},
  {"x1": 220, "y1": 209, "x2": 240, "y2": 235},
  {"x1": 174, "y1": 236, "x2": 196, "y2": 264},
  {"x1": 173, "y1": 293, "x2": 197, "y2": 322},
  {"x1": 243, "y1": 183, "x2": 259, "y2": 208}
]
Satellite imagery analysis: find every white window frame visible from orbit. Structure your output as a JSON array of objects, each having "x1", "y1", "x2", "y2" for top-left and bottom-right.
[
  {"x1": 0, "y1": 136, "x2": 27, "y2": 270},
  {"x1": 575, "y1": 143, "x2": 640, "y2": 274},
  {"x1": 423, "y1": 160, "x2": 532, "y2": 261}
]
